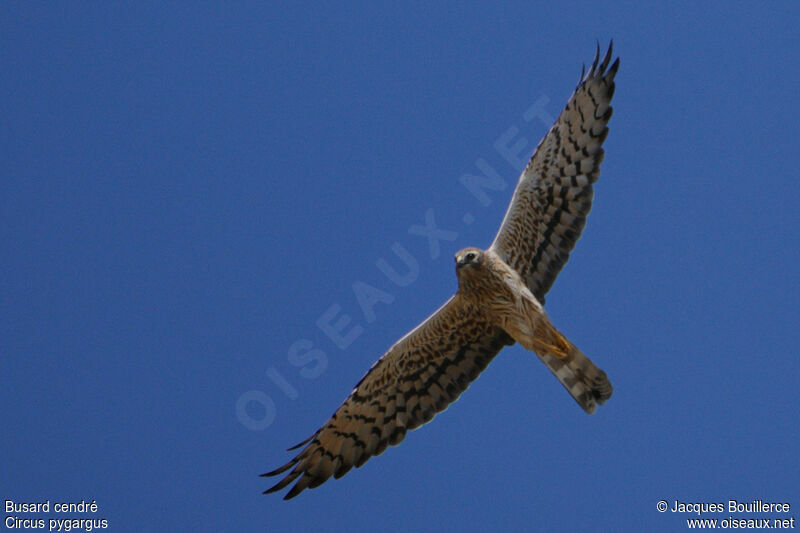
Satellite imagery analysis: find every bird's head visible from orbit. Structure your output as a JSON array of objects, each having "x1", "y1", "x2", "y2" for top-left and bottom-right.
[
  {"x1": 455, "y1": 247, "x2": 485, "y2": 279},
  {"x1": 454, "y1": 247, "x2": 489, "y2": 292},
  {"x1": 455, "y1": 247, "x2": 483, "y2": 269}
]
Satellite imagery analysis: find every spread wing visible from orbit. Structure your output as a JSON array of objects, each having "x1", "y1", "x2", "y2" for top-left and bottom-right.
[
  {"x1": 490, "y1": 43, "x2": 619, "y2": 303},
  {"x1": 262, "y1": 295, "x2": 513, "y2": 499}
]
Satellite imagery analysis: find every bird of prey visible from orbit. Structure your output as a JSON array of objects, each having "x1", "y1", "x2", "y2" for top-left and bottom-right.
[{"x1": 264, "y1": 43, "x2": 619, "y2": 499}]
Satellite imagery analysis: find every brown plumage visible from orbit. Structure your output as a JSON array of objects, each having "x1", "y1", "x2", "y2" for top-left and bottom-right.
[
  {"x1": 454, "y1": 248, "x2": 612, "y2": 414},
  {"x1": 264, "y1": 43, "x2": 619, "y2": 499}
]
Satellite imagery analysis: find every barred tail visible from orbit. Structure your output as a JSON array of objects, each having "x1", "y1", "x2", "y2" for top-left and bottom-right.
[
  {"x1": 502, "y1": 311, "x2": 613, "y2": 413},
  {"x1": 537, "y1": 339, "x2": 613, "y2": 414}
]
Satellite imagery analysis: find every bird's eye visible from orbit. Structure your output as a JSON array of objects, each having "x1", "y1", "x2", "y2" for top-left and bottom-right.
[{"x1": 465, "y1": 252, "x2": 476, "y2": 262}]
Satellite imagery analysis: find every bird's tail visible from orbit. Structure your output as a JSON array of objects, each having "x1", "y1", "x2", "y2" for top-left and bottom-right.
[
  {"x1": 538, "y1": 339, "x2": 613, "y2": 414},
  {"x1": 522, "y1": 320, "x2": 613, "y2": 414}
]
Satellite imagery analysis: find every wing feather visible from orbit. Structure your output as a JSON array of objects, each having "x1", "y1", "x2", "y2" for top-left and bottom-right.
[
  {"x1": 490, "y1": 42, "x2": 620, "y2": 303},
  {"x1": 262, "y1": 295, "x2": 513, "y2": 499}
]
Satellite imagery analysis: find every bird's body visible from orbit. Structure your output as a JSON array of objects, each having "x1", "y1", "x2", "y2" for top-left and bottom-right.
[
  {"x1": 264, "y1": 43, "x2": 620, "y2": 499},
  {"x1": 455, "y1": 247, "x2": 612, "y2": 414}
]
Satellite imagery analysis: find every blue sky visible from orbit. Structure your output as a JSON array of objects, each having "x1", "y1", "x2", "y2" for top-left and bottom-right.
[{"x1": 2, "y1": 2, "x2": 799, "y2": 532}]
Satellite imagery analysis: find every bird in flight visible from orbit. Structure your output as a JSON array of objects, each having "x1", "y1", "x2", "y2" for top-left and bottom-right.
[{"x1": 264, "y1": 43, "x2": 620, "y2": 499}]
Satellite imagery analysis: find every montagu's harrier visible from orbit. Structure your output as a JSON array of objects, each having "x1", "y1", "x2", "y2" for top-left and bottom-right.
[{"x1": 264, "y1": 43, "x2": 619, "y2": 499}]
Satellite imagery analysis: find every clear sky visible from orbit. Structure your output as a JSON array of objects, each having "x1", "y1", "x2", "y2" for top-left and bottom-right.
[{"x1": 2, "y1": 2, "x2": 799, "y2": 532}]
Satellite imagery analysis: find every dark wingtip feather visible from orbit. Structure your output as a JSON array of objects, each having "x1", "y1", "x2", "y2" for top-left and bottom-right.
[
  {"x1": 263, "y1": 468, "x2": 303, "y2": 496},
  {"x1": 599, "y1": 41, "x2": 613, "y2": 72},
  {"x1": 580, "y1": 41, "x2": 617, "y2": 87},
  {"x1": 283, "y1": 475, "x2": 312, "y2": 500},
  {"x1": 287, "y1": 434, "x2": 315, "y2": 452},
  {"x1": 261, "y1": 466, "x2": 287, "y2": 478},
  {"x1": 590, "y1": 41, "x2": 601, "y2": 73},
  {"x1": 261, "y1": 455, "x2": 301, "y2": 477},
  {"x1": 263, "y1": 483, "x2": 282, "y2": 495},
  {"x1": 608, "y1": 57, "x2": 620, "y2": 77}
]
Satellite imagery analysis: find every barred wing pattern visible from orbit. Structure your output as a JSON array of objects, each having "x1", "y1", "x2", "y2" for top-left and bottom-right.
[
  {"x1": 262, "y1": 296, "x2": 513, "y2": 499},
  {"x1": 490, "y1": 43, "x2": 619, "y2": 303}
]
